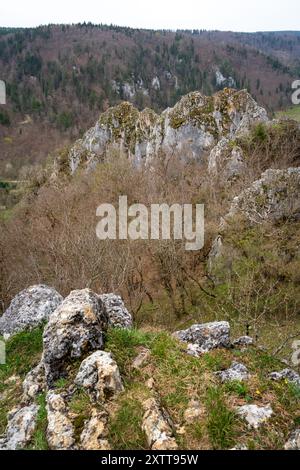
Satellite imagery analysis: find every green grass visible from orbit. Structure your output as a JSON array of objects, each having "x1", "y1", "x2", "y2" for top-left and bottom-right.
[
  {"x1": 276, "y1": 106, "x2": 300, "y2": 122},
  {"x1": 69, "y1": 389, "x2": 92, "y2": 440},
  {"x1": 0, "y1": 327, "x2": 44, "y2": 435},
  {"x1": 205, "y1": 386, "x2": 237, "y2": 449},
  {"x1": 224, "y1": 380, "x2": 252, "y2": 402},
  {"x1": 27, "y1": 393, "x2": 48, "y2": 450},
  {"x1": 108, "y1": 394, "x2": 147, "y2": 450},
  {"x1": 105, "y1": 328, "x2": 153, "y2": 376}
]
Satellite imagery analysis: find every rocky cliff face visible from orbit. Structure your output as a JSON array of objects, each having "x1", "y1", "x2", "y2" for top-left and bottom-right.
[{"x1": 66, "y1": 88, "x2": 268, "y2": 174}]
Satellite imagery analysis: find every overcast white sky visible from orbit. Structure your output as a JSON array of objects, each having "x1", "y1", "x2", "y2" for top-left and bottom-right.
[{"x1": 0, "y1": 0, "x2": 299, "y2": 32}]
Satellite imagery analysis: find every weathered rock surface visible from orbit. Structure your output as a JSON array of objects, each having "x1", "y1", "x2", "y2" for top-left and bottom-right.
[
  {"x1": 142, "y1": 397, "x2": 178, "y2": 450},
  {"x1": 216, "y1": 361, "x2": 250, "y2": 383},
  {"x1": 132, "y1": 347, "x2": 151, "y2": 369},
  {"x1": 231, "y1": 444, "x2": 248, "y2": 450},
  {"x1": 236, "y1": 404, "x2": 273, "y2": 429},
  {"x1": 80, "y1": 409, "x2": 110, "y2": 450},
  {"x1": 22, "y1": 361, "x2": 45, "y2": 402},
  {"x1": 208, "y1": 137, "x2": 245, "y2": 181},
  {"x1": 66, "y1": 89, "x2": 268, "y2": 174},
  {"x1": 75, "y1": 351, "x2": 123, "y2": 401},
  {"x1": 0, "y1": 404, "x2": 39, "y2": 450},
  {"x1": 174, "y1": 321, "x2": 230, "y2": 354},
  {"x1": 184, "y1": 400, "x2": 205, "y2": 423},
  {"x1": 0, "y1": 285, "x2": 63, "y2": 338},
  {"x1": 232, "y1": 336, "x2": 254, "y2": 348},
  {"x1": 226, "y1": 168, "x2": 300, "y2": 224},
  {"x1": 43, "y1": 289, "x2": 107, "y2": 387},
  {"x1": 46, "y1": 392, "x2": 75, "y2": 450},
  {"x1": 269, "y1": 368, "x2": 300, "y2": 387},
  {"x1": 100, "y1": 293, "x2": 133, "y2": 329},
  {"x1": 284, "y1": 429, "x2": 300, "y2": 450}
]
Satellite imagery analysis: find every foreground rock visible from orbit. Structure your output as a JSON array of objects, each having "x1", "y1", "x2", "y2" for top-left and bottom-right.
[
  {"x1": 75, "y1": 351, "x2": 123, "y2": 401},
  {"x1": 80, "y1": 409, "x2": 110, "y2": 450},
  {"x1": 132, "y1": 347, "x2": 151, "y2": 369},
  {"x1": 216, "y1": 362, "x2": 250, "y2": 383},
  {"x1": 100, "y1": 294, "x2": 133, "y2": 329},
  {"x1": 236, "y1": 404, "x2": 273, "y2": 429},
  {"x1": 22, "y1": 361, "x2": 45, "y2": 402},
  {"x1": 142, "y1": 398, "x2": 178, "y2": 450},
  {"x1": 46, "y1": 392, "x2": 75, "y2": 450},
  {"x1": 174, "y1": 321, "x2": 230, "y2": 355},
  {"x1": 232, "y1": 336, "x2": 254, "y2": 348},
  {"x1": 284, "y1": 429, "x2": 300, "y2": 450},
  {"x1": 269, "y1": 369, "x2": 300, "y2": 387},
  {"x1": 43, "y1": 289, "x2": 107, "y2": 386},
  {"x1": 184, "y1": 400, "x2": 205, "y2": 423},
  {"x1": 0, "y1": 285, "x2": 63, "y2": 338},
  {"x1": 0, "y1": 404, "x2": 39, "y2": 450}
]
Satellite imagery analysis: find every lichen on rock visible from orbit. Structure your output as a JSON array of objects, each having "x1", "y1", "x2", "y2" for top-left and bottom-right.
[
  {"x1": 74, "y1": 350, "x2": 123, "y2": 401},
  {"x1": 43, "y1": 289, "x2": 107, "y2": 387},
  {"x1": 174, "y1": 321, "x2": 231, "y2": 354},
  {"x1": 65, "y1": 88, "x2": 268, "y2": 174},
  {"x1": 0, "y1": 285, "x2": 63, "y2": 338}
]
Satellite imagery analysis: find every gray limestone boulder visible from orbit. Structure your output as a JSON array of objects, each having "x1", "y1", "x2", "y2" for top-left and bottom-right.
[
  {"x1": 0, "y1": 285, "x2": 63, "y2": 338},
  {"x1": 43, "y1": 289, "x2": 107, "y2": 387},
  {"x1": 174, "y1": 321, "x2": 230, "y2": 354}
]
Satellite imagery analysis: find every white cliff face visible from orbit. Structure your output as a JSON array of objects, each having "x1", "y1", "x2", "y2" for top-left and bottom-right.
[
  {"x1": 151, "y1": 76, "x2": 161, "y2": 91},
  {"x1": 215, "y1": 69, "x2": 236, "y2": 89},
  {"x1": 65, "y1": 88, "x2": 269, "y2": 174}
]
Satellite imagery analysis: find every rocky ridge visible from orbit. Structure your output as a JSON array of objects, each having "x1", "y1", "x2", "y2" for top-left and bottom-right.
[{"x1": 65, "y1": 88, "x2": 268, "y2": 174}]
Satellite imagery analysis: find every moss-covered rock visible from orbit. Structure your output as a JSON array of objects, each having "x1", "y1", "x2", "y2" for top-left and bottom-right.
[{"x1": 66, "y1": 89, "x2": 268, "y2": 174}]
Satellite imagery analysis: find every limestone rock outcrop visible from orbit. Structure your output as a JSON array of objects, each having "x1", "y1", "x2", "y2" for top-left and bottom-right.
[
  {"x1": 226, "y1": 168, "x2": 300, "y2": 224},
  {"x1": 0, "y1": 285, "x2": 63, "y2": 338},
  {"x1": 100, "y1": 293, "x2": 133, "y2": 329},
  {"x1": 269, "y1": 368, "x2": 300, "y2": 387},
  {"x1": 80, "y1": 409, "x2": 111, "y2": 450},
  {"x1": 216, "y1": 361, "x2": 250, "y2": 383},
  {"x1": 0, "y1": 404, "x2": 39, "y2": 450},
  {"x1": 66, "y1": 88, "x2": 268, "y2": 174},
  {"x1": 46, "y1": 392, "x2": 75, "y2": 450},
  {"x1": 236, "y1": 404, "x2": 273, "y2": 429},
  {"x1": 174, "y1": 321, "x2": 231, "y2": 354},
  {"x1": 43, "y1": 289, "x2": 107, "y2": 387},
  {"x1": 284, "y1": 429, "x2": 300, "y2": 450},
  {"x1": 74, "y1": 350, "x2": 123, "y2": 401},
  {"x1": 142, "y1": 397, "x2": 178, "y2": 450}
]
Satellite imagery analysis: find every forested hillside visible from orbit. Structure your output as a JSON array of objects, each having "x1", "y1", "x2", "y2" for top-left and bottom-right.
[{"x1": 0, "y1": 24, "x2": 299, "y2": 179}]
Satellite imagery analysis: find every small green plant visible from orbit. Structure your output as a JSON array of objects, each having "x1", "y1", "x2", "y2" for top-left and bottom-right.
[
  {"x1": 252, "y1": 122, "x2": 267, "y2": 142},
  {"x1": 54, "y1": 377, "x2": 68, "y2": 389},
  {"x1": 224, "y1": 381, "x2": 252, "y2": 401}
]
